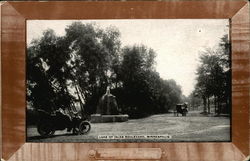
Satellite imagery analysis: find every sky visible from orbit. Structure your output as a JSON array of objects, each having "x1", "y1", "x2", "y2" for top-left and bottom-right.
[{"x1": 27, "y1": 19, "x2": 229, "y2": 96}]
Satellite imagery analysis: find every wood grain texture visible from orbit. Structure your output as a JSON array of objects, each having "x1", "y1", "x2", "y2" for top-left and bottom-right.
[
  {"x1": 5, "y1": 143, "x2": 245, "y2": 161},
  {"x1": 1, "y1": 2, "x2": 26, "y2": 160},
  {"x1": 10, "y1": 1, "x2": 246, "y2": 19},
  {"x1": 0, "y1": 2, "x2": 2, "y2": 159},
  {"x1": 231, "y1": 3, "x2": 250, "y2": 156},
  {"x1": 1, "y1": 1, "x2": 249, "y2": 161}
]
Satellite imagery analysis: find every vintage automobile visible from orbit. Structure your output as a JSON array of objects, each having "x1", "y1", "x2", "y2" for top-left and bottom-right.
[
  {"x1": 174, "y1": 103, "x2": 188, "y2": 116},
  {"x1": 37, "y1": 109, "x2": 91, "y2": 137}
]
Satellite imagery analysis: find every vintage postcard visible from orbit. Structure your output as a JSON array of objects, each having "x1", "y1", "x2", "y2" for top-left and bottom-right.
[{"x1": 26, "y1": 19, "x2": 231, "y2": 142}]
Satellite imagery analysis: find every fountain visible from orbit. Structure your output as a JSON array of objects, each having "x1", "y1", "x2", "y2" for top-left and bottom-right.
[{"x1": 91, "y1": 87, "x2": 128, "y2": 123}]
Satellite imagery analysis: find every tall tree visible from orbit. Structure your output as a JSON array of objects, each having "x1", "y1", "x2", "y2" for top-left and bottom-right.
[
  {"x1": 64, "y1": 22, "x2": 122, "y2": 114},
  {"x1": 117, "y1": 45, "x2": 182, "y2": 117},
  {"x1": 27, "y1": 29, "x2": 74, "y2": 112},
  {"x1": 194, "y1": 34, "x2": 230, "y2": 115}
]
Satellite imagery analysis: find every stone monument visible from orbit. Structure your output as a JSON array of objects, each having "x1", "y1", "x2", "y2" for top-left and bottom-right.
[
  {"x1": 96, "y1": 87, "x2": 119, "y2": 115},
  {"x1": 91, "y1": 87, "x2": 128, "y2": 123}
]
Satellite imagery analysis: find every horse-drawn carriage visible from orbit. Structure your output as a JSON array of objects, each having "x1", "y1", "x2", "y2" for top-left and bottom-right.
[{"x1": 174, "y1": 103, "x2": 188, "y2": 116}]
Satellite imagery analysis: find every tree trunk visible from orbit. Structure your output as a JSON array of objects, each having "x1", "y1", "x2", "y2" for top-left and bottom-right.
[
  {"x1": 203, "y1": 95, "x2": 207, "y2": 113},
  {"x1": 75, "y1": 84, "x2": 85, "y2": 117},
  {"x1": 226, "y1": 95, "x2": 230, "y2": 114},
  {"x1": 207, "y1": 97, "x2": 210, "y2": 114},
  {"x1": 217, "y1": 96, "x2": 221, "y2": 115},
  {"x1": 214, "y1": 95, "x2": 217, "y2": 114},
  {"x1": 217, "y1": 95, "x2": 220, "y2": 115}
]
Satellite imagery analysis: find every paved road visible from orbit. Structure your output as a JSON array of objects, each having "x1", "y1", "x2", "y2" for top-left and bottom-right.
[{"x1": 27, "y1": 111, "x2": 230, "y2": 142}]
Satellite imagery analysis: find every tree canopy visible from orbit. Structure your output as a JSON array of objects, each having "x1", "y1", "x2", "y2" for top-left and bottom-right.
[
  {"x1": 27, "y1": 22, "x2": 183, "y2": 118},
  {"x1": 192, "y1": 34, "x2": 231, "y2": 114}
]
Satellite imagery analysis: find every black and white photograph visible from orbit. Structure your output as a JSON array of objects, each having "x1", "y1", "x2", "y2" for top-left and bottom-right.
[{"x1": 26, "y1": 19, "x2": 231, "y2": 142}]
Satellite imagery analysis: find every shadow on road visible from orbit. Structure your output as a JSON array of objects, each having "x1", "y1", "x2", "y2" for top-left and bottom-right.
[{"x1": 28, "y1": 133, "x2": 75, "y2": 140}]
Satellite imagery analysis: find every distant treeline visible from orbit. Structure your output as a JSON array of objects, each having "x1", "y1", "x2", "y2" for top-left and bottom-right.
[{"x1": 27, "y1": 22, "x2": 182, "y2": 118}]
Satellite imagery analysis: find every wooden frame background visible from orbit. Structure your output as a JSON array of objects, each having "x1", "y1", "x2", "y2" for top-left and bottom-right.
[{"x1": 1, "y1": 1, "x2": 249, "y2": 161}]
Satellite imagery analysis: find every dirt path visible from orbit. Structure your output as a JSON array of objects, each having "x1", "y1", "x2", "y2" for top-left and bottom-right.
[{"x1": 27, "y1": 111, "x2": 230, "y2": 142}]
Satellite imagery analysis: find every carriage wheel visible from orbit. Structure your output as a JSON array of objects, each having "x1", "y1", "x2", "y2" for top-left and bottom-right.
[
  {"x1": 37, "y1": 123, "x2": 55, "y2": 137},
  {"x1": 78, "y1": 121, "x2": 91, "y2": 134}
]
